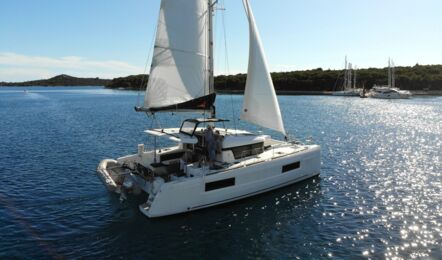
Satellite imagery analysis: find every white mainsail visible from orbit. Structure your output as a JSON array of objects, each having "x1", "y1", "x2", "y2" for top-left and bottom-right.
[
  {"x1": 144, "y1": 0, "x2": 211, "y2": 110},
  {"x1": 240, "y1": 0, "x2": 286, "y2": 135}
]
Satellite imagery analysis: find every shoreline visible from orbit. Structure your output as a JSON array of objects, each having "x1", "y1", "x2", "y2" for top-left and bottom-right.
[
  {"x1": 2, "y1": 86, "x2": 441, "y2": 96},
  {"x1": 0, "y1": 85, "x2": 103, "y2": 88},
  {"x1": 215, "y1": 90, "x2": 442, "y2": 96}
]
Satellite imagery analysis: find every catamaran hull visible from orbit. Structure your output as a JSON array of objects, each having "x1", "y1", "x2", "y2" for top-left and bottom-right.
[
  {"x1": 139, "y1": 145, "x2": 320, "y2": 218},
  {"x1": 368, "y1": 92, "x2": 411, "y2": 99},
  {"x1": 368, "y1": 86, "x2": 412, "y2": 99},
  {"x1": 332, "y1": 90, "x2": 361, "y2": 96}
]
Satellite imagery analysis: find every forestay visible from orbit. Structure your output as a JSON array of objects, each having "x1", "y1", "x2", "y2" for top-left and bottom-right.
[
  {"x1": 144, "y1": 0, "x2": 213, "y2": 111},
  {"x1": 240, "y1": 0, "x2": 286, "y2": 136}
]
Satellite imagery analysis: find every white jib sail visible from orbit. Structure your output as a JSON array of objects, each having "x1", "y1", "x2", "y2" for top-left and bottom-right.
[
  {"x1": 241, "y1": 0, "x2": 286, "y2": 135},
  {"x1": 144, "y1": 0, "x2": 210, "y2": 109}
]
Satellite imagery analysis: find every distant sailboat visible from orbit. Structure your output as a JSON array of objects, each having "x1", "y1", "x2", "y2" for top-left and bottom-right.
[
  {"x1": 333, "y1": 57, "x2": 361, "y2": 96},
  {"x1": 368, "y1": 58, "x2": 412, "y2": 99},
  {"x1": 97, "y1": 0, "x2": 321, "y2": 218}
]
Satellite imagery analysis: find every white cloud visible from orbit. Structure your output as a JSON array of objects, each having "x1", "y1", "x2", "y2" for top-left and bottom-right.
[{"x1": 0, "y1": 52, "x2": 144, "y2": 82}]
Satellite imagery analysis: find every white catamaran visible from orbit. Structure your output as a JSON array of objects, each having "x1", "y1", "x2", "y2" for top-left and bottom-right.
[
  {"x1": 97, "y1": 0, "x2": 321, "y2": 218},
  {"x1": 368, "y1": 58, "x2": 412, "y2": 99}
]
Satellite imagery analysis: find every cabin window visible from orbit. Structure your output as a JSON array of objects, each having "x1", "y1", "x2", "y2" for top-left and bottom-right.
[
  {"x1": 205, "y1": 178, "x2": 235, "y2": 192},
  {"x1": 160, "y1": 151, "x2": 185, "y2": 162},
  {"x1": 282, "y1": 161, "x2": 300, "y2": 173},
  {"x1": 228, "y1": 142, "x2": 264, "y2": 159}
]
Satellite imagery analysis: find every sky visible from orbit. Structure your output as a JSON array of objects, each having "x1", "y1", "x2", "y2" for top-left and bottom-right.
[{"x1": 0, "y1": 0, "x2": 441, "y2": 81}]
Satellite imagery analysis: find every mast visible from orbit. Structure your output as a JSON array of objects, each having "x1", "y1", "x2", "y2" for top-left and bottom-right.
[
  {"x1": 391, "y1": 60, "x2": 395, "y2": 88},
  {"x1": 208, "y1": 0, "x2": 216, "y2": 117},
  {"x1": 353, "y1": 66, "x2": 357, "y2": 89},
  {"x1": 347, "y1": 63, "x2": 352, "y2": 89},
  {"x1": 388, "y1": 58, "x2": 392, "y2": 87},
  {"x1": 343, "y1": 56, "x2": 348, "y2": 91}
]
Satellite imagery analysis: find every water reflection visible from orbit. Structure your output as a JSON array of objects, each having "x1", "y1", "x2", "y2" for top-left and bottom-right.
[
  {"x1": 1, "y1": 90, "x2": 441, "y2": 258},
  {"x1": 63, "y1": 177, "x2": 322, "y2": 258}
]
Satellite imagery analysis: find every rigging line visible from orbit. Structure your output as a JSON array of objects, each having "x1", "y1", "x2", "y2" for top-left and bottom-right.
[
  {"x1": 147, "y1": 113, "x2": 161, "y2": 147},
  {"x1": 221, "y1": 0, "x2": 237, "y2": 134},
  {"x1": 137, "y1": 6, "x2": 159, "y2": 108},
  {"x1": 145, "y1": 114, "x2": 156, "y2": 149},
  {"x1": 333, "y1": 60, "x2": 346, "y2": 91}
]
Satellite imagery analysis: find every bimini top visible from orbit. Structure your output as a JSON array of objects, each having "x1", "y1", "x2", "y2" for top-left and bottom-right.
[
  {"x1": 180, "y1": 118, "x2": 229, "y2": 137},
  {"x1": 185, "y1": 118, "x2": 229, "y2": 124},
  {"x1": 144, "y1": 128, "x2": 198, "y2": 144}
]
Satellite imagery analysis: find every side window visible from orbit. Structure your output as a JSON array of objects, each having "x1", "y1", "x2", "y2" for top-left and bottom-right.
[
  {"x1": 282, "y1": 161, "x2": 300, "y2": 173},
  {"x1": 205, "y1": 178, "x2": 235, "y2": 191}
]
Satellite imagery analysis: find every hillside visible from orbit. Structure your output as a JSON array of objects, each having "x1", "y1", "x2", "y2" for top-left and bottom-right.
[
  {"x1": 0, "y1": 74, "x2": 111, "y2": 86},
  {"x1": 105, "y1": 74, "x2": 149, "y2": 90},
  {"x1": 104, "y1": 64, "x2": 442, "y2": 93}
]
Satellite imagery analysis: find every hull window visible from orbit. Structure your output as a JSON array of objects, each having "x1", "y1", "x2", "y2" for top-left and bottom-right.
[
  {"x1": 205, "y1": 178, "x2": 235, "y2": 192},
  {"x1": 282, "y1": 161, "x2": 300, "y2": 173}
]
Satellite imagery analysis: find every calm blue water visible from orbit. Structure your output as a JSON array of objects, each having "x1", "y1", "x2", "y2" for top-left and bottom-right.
[{"x1": 0, "y1": 87, "x2": 441, "y2": 259}]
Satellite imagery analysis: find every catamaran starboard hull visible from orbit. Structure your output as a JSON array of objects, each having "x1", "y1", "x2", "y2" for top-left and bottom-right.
[{"x1": 137, "y1": 145, "x2": 320, "y2": 218}]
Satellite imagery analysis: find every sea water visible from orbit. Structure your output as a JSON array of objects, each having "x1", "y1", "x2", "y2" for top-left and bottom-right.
[{"x1": 0, "y1": 87, "x2": 441, "y2": 258}]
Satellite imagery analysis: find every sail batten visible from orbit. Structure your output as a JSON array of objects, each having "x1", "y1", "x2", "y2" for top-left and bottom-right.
[
  {"x1": 240, "y1": 0, "x2": 286, "y2": 135},
  {"x1": 154, "y1": 45, "x2": 209, "y2": 57},
  {"x1": 143, "y1": 0, "x2": 214, "y2": 112}
]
